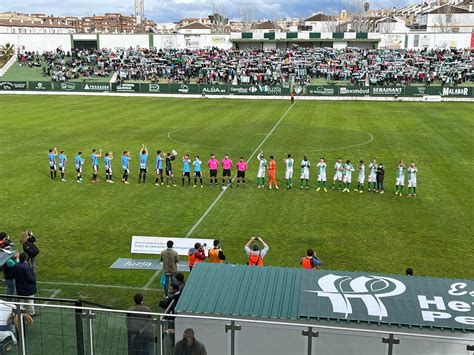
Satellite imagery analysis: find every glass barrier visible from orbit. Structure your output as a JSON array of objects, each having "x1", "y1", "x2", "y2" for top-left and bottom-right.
[{"x1": 1, "y1": 302, "x2": 472, "y2": 355}]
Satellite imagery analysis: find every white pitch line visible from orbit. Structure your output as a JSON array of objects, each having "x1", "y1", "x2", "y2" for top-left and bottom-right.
[
  {"x1": 185, "y1": 103, "x2": 295, "y2": 238},
  {"x1": 143, "y1": 271, "x2": 161, "y2": 290},
  {"x1": 44, "y1": 289, "x2": 61, "y2": 304},
  {"x1": 38, "y1": 280, "x2": 160, "y2": 291}
]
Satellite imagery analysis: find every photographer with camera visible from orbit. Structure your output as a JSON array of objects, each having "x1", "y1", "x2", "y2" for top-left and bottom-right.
[
  {"x1": 20, "y1": 231, "x2": 39, "y2": 275},
  {"x1": 208, "y1": 240, "x2": 226, "y2": 264},
  {"x1": 187, "y1": 243, "x2": 206, "y2": 272},
  {"x1": 244, "y1": 236, "x2": 269, "y2": 266},
  {"x1": 300, "y1": 249, "x2": 322, "y2": 270}
]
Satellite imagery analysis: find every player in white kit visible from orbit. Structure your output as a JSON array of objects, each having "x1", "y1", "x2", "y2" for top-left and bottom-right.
[
  {"x1": 395, "y1": 160, "x2": 406, "y2": 196},
  {"x1": 257, "y1": 151, "x2": 267, "y2": 189},
  {"x1": 342, "y1": 160, "x2": 355, "y2": 192},
  {"x1": 407, "y1": 161, "x2": 418, "y2": 198},
  {"x1": 284, "y1": 154, "x2": 294, "y2": 189},
  {"x1": 367, "y1": 158, "x2": 377, "y2": 192},
  {"x1": 332, "y1": 158, "x2": 344, "y2": 191},
  {"x1": 300, "y1": 156, "x2": 310, "y2": 190},
  {"x1": 355, "y1": 160, "x2": 365, "y2": 193},
  {"x1": 316, "y1": 158, "x2": 327, "y2": 192}
]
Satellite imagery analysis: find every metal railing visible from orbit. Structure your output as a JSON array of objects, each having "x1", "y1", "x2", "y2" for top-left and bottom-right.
[{"x1": 0, "y1": 299, "x2": 472, "y2": 355}]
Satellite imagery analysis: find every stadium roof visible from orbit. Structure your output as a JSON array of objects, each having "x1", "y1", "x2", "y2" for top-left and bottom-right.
[
  {"x1": 305, "y1": 13, "x2": 334, "y2": 22},
  {"x1": 177, "y1": 263, "x2": 474, "y2": 332},
  {"x1": 180, "y1": 22, "x2": 211, "y2": 30}
]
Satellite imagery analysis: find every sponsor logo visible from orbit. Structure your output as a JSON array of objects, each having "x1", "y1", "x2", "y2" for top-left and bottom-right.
[
  {"x1": 442, "y1": 87, "x2": 469, "y2": 96},
  {"x1": 149, "y1": 84, "x2": 160, "y2": 93},
  {"x1": 0, "y1": 82, "x2": 27, "y2": 90},
  {"x1": 33, "y1": 82, "x2": 46, "y2": 90},
  {"x1": 340, "y1": 87, "x2": 370, "y2": 95},
  {"x1": 178, "y1": 84, "x2": 189, "y2": 94},
  {"x1": 417, "y1": 87, "x2": 426, "y2": 95},
  {"x1": 229, "y1": 87, "x2": 250, "y2": 94},
  {"x1": 258, "y1": 85, "x2": 282, "y2": 95},
  {"x1": 294, "y1": 86, "x2": 303, "y2": 95},
  {"x1": 116, "y1": 84, "x2": 137, "y2": 92},
  {"x1": 305, "y1": 274, "x2": 406, "y2": 320},
  {"x1": 84, "y1": 83, "x2": 109, "y2": 91},
  {"x1": 202, "y1": 87, "x2": 226, "y2": 94},
  {"x1": 60, "y1": 82, "x2": 76, "y2": 91},
  {"x1": 309, "y1": 86, "x2": 335, "y2": 95},
  {"x1": 372, "y1": 87, "x2": 403, "y2": 95}
]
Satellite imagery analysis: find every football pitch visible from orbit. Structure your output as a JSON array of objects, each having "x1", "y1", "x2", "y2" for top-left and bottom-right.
[{"x1": 0, "y1": 94, "x2": 472, "y2": 309}]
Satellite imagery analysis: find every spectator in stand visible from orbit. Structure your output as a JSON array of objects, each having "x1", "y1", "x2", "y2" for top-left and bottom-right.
[
  {"x1": 173, "y1": 328, "x2": 207, "y2": 355},
  {"x1": 0, "y1": 300, "x2": 17, "y2": 347},
  {"x1": 159, "y1": 283, "x2": 182, "y2": 315},
  {"x1": 169, "y1": 272, "x2": 186, "y2": 297},
  {"x1": 2, "y1": 252, "x2": 19, "y2": 302},
  {"x1": 20, "y1": 231, "x2": 39, "y2": 274},
  {"x1": 300, "y1": 249, "x2": 322, "y2": 270},
  {"x1": 187, "y1": 243, "x2": 206, "y2": 272},
  {"x1": 13, "y1": 252, "x2": 36, "y2": 317},
  {"x1": 208, "y1": 240, "x2": 226, "y2": 264},
  {"x1": 126, "y1": 293, "x2": 154, "y2": 355},
  {"x1": 244, "y1": 237, "x2": 269, "y2": 266},
  {"x1": 160, "y1": 240, "x2": 179, "y2": 297}
]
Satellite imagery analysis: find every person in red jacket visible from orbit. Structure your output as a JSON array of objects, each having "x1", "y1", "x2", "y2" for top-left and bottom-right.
[
  {"x1": 300, "y1": 249, "x2": 322, "y2": 270},
  {"x1": 188, "y1": 243, "x2": 206, "y2": 271}
]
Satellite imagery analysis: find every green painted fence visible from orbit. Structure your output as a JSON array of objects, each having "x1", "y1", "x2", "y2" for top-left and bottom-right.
[{"x1": 1, "y1": 81, "x2": 473, "y2": 98}]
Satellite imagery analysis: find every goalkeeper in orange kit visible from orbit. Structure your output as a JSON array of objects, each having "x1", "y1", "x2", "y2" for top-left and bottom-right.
[{"x1": 268, "y1": 155, "x2": 279, "y2": 190}]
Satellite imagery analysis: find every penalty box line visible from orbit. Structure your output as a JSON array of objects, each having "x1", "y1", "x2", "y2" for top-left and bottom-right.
[{"x1": 143, "y1": 103, "x2": 296, "y2": 289}]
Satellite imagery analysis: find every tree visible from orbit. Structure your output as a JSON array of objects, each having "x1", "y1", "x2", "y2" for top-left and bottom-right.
[
  {"x1": 0, "y1": 43, "x2": 14, "y2": 64},
  {"x1": 238, "y1": 1, "x2": 256, "y2": 31},
  {"x1": 209, "y1": 1, "x2": 229, "y2": 34},
  {"x1": 321, "y1": 14, "x2": 339, "y2": 32},
  {"x1": 350, "y1": 0, "x2": 370, "y2": 32},
  {"x1": 435, "y1": 5, "x2": 457, "y2": 33}
]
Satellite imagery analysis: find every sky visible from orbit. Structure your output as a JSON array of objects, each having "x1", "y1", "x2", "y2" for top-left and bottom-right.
[{"x1": 0, "y1": 0, "x2": 415, "y2": 23}]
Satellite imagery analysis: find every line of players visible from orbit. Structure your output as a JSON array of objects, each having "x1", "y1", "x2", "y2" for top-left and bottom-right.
[{"x1": 48, "y1": 146, "x2": 419, "y2": 197}]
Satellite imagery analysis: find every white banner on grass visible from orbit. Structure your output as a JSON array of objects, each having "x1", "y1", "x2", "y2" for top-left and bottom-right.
[{"x1": 131, "y1": 236, "x2": 214, "y2": 255}]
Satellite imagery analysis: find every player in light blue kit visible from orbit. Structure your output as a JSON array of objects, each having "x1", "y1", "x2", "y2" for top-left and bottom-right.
[
  {"x1": 58, "y1": 150, "x2": 67, "y2": 182},
  {"x1": 104, "y1": 151, "x2": 114, "y2": 183},
  {"x1": 121, "y1": 151, "x2": 131, "y2": 184},
  {"x1": 90, "y1": 149, "x2": 102, "y2": 184},
  {"x1": 75, "y1": 152, "x2": 85, "y2": 183},
  {"x1": 48, "y1": 147, "x2": 58, "y2": 180},
  {"x1": 138, "y1": 144, "x2": 148, "y2": 183},
  {"x1": 155, "y1": 150, "x2": 164, "y2": 186},
  {"x1": 193, "y1": 156, "x2": 203, "y2": 188},
  {"x1": 182, "y1": 154, "x2": 191, "y2": 187}
]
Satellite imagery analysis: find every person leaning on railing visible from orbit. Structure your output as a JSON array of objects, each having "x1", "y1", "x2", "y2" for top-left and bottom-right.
[{"x1": 126, "y1": 293, "x2": 154, "y2": 355}]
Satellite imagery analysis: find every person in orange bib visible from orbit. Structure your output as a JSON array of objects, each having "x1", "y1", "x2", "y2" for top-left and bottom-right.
[
  {"x1": 268, "y1": 155, "x2": 278, "y2": 190},
  {"x1": 187, "y1": 243, "x2": 206, "y2": 271},
  {"x1": 300, "y1": 248, "x2": 322, "y2": 270},
  {"x1": 244, "y1": 236, "x2": 269, "y2": 266},
  {"x1": 208, "y1": 240, "x2": 226, "y2": 263}
]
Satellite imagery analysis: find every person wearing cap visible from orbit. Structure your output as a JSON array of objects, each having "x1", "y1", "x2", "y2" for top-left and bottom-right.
[
  {"x1": 173, "y1": 328, "x2": 207, "y2": 355},
  {"x1": 160, "y1": 240, "x2": 179, "y2": 297},
  {"x1": 244, "y1": 236, "x2": 269, "y2": 266},
  {"x1": 207, "y1": 240, "x2": 226, "y2": 264}
]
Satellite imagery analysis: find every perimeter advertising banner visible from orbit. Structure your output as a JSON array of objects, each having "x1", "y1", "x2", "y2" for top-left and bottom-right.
[
  {"x1": 112, "y1": 83, "x2": 139, "y2": 93},
  {"x1": 299, "y1": 269, "x2": 474, "y2": 330},
  {"x1": 82, "y1": 82, "x2": 110, "y2": 92},
  {"x1": 0, "y1": 81, "x2": 27, "y2": 90},
  {"x1": 169, "y1": 84, "x2": 199, "y2": 94},
  {"x1": 339, "y1": 86, "x2": 370, "y2": 96},
  {"x1": 201, "y1": 85, "x2": 228, "y2": 95},
  {"x1": 52, "y1": 81, "x2": 82, "y2": 91},
  {"x1": 307, "y1": 86, "x2": 338, "y2": 96},
  {"x1": 131, "y1": 236, "x2": 214, "y2": 256},
  {"x1": 29, "y1": 81, "x2": 52, "y2": 91}
]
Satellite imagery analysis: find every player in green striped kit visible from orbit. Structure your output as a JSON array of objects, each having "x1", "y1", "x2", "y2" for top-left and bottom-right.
[
  {"x1": 407, "y1": 161, "x2": 418, "y2": 198},
  {"x1": 355, "y1": 160, "x2": 365, "y2": 193},
  {"x1": 316, "y1": 158, "x2": 327, "y2": 192},
  {"x1": 284, "y1": 154, "x2": 294, "y2": 189},
  {"x1": 257, "y1": 151, "x2": 267, "y2": 189},
  {"x1": 342, "y1": 160, "x2": 355, "y2": 192},
  {"x1": 395, "y1": 160, "x2": 406, "y2": 196},
  {"x1": 367, "y1": 159, "x2": 377, "y2": 192}
]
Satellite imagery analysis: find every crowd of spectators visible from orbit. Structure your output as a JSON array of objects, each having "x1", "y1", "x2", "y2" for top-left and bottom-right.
[{"x1": 17, "y1": 46, "x2": 473, "y2": 86}]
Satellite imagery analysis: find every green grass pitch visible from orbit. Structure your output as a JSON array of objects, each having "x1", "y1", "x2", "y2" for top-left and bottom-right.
[{"x1": 0, "y1": 94, "x2": 472, "y2": 309}]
